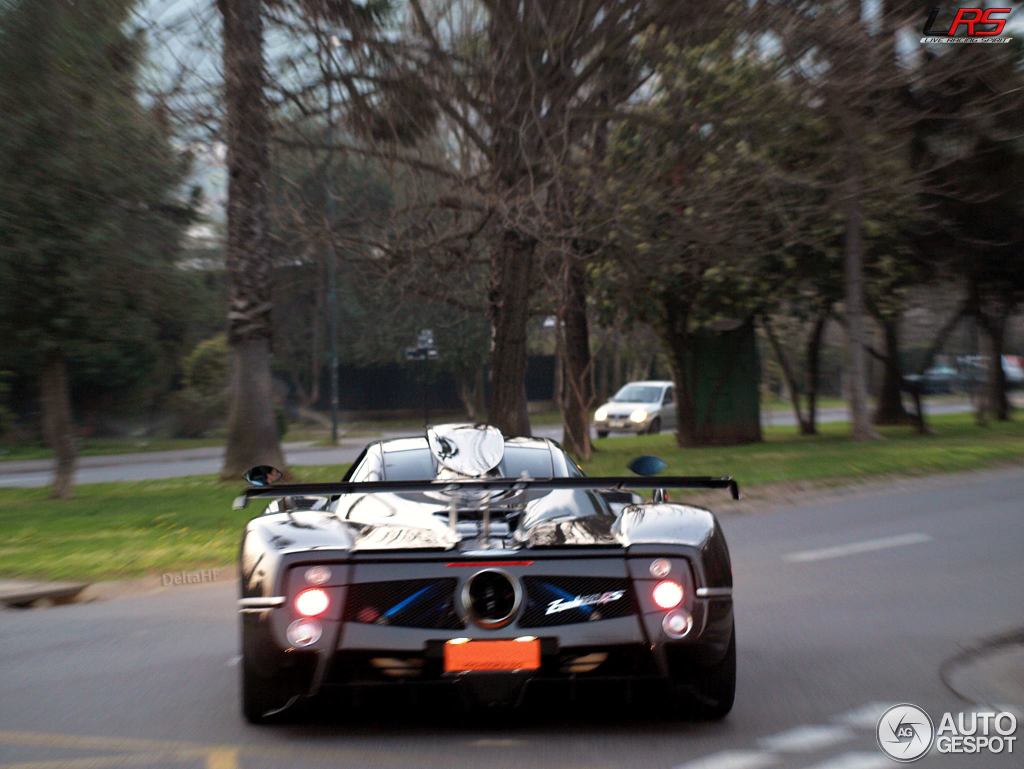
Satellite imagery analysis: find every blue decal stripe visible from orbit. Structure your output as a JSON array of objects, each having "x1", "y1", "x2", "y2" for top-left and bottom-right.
[{"x1": 383, "y1": 584, "x2": 435, "y2": 618}]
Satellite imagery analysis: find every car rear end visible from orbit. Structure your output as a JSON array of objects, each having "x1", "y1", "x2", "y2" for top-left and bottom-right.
[{"x1": 251, "y1": 547, "x2": 732, "y2": 710}]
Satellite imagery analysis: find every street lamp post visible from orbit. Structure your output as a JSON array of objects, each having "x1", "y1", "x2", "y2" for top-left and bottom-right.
[{"x1": 324, "y1": 36, "x2": 340, "y2": 445}]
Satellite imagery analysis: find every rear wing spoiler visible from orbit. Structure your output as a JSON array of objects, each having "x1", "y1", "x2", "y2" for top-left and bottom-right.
[{"x1": 233, "y1": 475, "x2": 740, "y2": 510}]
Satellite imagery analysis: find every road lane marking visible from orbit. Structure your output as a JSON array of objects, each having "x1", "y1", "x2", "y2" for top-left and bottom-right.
[
  {"x1": 226, "y1": 655, "x2": 241, "y2": 667},
  {"x1": 673, "y1": 751, "x2": 778, "y2": 769},
  {"x1": 0, "y1": 731, "x2": 211, "y2": 754},
  {"x1": 205, "y1": 749, "x2": 237, "y2": 769},
  {"x1": 758, "y1": 725, "x2": 853, "y2": 752},
  {"x1": 0, "y1": 730, "x2": 589, "y2": 769},
  {"x1": 801, "y1": 752, "x2": 890, "y2": 769},
  {"x1": 0, "y1": 754, "x2": 198, "y2": 769},
  {"x1": 994, "y1": 704, "x2": 1023, "y2": 720},
  {"x1": 783, "y1": 533, "x2": 932, "y2": 563},
  {"x1": 833, "y1": 702, "x2": 894, "y2": 729}
]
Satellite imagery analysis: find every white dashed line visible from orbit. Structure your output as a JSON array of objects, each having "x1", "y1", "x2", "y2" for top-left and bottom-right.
[
  {"x1": 673, "y1": 750, "x2": 778, "y2": 769},
  {"x1": 758, "y1": 725, "x2": 853, "y2": 753},
  {"x1": 801, "y1": 751, "x2": 891, "y2": 769},
  {"x1": 833, "y1": 702, "x2": 893, "y2": 729},
  {"x1": 994, "y1": 704, "x2": 1023, "y2": 720},
  {"x1": 226, "y1": 655, "x2": 241, "y2": 667},
  {"x1": 783, "y1": 533, "x2": 932, "y2": 563}
]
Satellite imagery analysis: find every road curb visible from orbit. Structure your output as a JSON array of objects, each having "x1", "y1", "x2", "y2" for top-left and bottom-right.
[
  {"x1": 0, "y1": 580, "x2": 89, "y2": 608},
  {"x1": 0, "y1": 567, "x2": 239, "y2": 609},
  {"x1": 941, "y1": 628, "x2": 1024, "y2": 712},
  {"x1": 0, "y1": 441, "x2": 320, "y2": 474}
]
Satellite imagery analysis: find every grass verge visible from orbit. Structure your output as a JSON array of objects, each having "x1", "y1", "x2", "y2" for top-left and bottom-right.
[
  {"x1": 0, "y1": 466, "x2": 344, "y2": 583},
  {"x1": 584, "y1": 412, "x2": 1024, "y2": 485},
  {"x1": 0, "y1": 413, "x2": 1020, "y2": 582}
]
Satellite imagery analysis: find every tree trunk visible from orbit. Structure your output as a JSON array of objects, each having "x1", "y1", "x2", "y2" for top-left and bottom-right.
[
  {"x1": 762, "y1": 316, "x2": 808, "y2": 434},
  {"x1": 804, "y1": 310, "x2": 827, "y2": 435},
  {"x1": 873, "y1": 317, "x2": 908, "y2": 425},
  {"x1": 658, "y1": 294, "x2": 699, "y2": 447},
  {"x1": 40, "y1": 352, "x2": 76, "y2": 499},
  {"x1": 219, "y1": 0, "x2": 286, "y2": 479},
  {"x1": 456, "y1": 367, "x2": 486, "y2": 422},
  {"x1": 841, "y1": 120, "x2": 879, "y2": 441},
  {"x1": 982, "y1": 315, "x2": 1010, "y2": 421},
  {"x1": 223, "y1": 337, "x2": 287, "y2": 477},
  {"x1": 559, "y1": 255, "x2": 593, "y2": 459},
  {"x1": 487, "y1": 229, "x2": 534, "y2": 436},
  {"x1": 473, "y1": 367, "x2": 486, "y2": 420}
]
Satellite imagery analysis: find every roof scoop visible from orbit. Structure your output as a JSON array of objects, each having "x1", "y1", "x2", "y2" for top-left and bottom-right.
[{"x1": 427, "y1": 423, "x2": 505, "y2": 478}]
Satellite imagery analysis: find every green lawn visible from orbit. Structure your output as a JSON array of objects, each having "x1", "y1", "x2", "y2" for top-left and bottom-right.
[
  {"x1": 583, "y1": 413, "x2": 1024, "y2": 486},
  {"x1": 0, "y1": 466, "x2": 344, "y2": 583},
  {"x1": 0, "y1": 412, "x2": 1021, "y2": 583}
]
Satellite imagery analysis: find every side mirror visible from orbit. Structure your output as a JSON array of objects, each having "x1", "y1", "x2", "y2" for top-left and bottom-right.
[
  {"x1": 628, "y1": 455, "x2": 667, "y2": 476},
  {"x1": 244, "y1": 465, "x2": 283, "y2": 487}
]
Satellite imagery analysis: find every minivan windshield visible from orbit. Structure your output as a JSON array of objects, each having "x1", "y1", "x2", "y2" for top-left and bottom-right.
[{"x1": 611, "y1": 384, "x2": 662, "y2": 403}]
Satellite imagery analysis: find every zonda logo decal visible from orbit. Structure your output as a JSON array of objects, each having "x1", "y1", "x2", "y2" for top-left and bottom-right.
[{"x1": 545, "y1": 590, "x2": 625, "y2": 615}]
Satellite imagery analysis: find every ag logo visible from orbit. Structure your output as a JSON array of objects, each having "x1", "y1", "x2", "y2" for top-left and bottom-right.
[{"x1": 877, "y1": 704, "x2": 935, "y2": 762}]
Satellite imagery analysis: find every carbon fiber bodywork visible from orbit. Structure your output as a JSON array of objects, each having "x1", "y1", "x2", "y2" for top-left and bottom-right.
[{"x1": 238, "y1": 433, "x2": 735, "y2": 717}]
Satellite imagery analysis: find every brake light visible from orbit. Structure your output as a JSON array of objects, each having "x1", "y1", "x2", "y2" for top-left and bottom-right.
[
  {"x1": 295, "y1": 587, "x2": 329, "y2": 617},
  {"x1": 652, "y1": 580, "x2": 683, "y2": 610}
]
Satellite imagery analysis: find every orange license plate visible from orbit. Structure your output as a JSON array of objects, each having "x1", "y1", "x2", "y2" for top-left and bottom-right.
[{"x1": 443, "y1": 639, "x2": 541, "y2": 672}]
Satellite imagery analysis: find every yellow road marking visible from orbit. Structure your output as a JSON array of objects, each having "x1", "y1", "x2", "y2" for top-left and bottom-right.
[
  {"x1": 0, "y1": 752, "x2": 199, "y2": 769},
  {"x1": 0, "y1": 731, "x2": 212, "y2": 755},
  {"x1": 205, "y1": 750, "x2": 237, "y2": 769},
  {"x1": 0, "y1": 728, "x2": 611, "y2": 769}
]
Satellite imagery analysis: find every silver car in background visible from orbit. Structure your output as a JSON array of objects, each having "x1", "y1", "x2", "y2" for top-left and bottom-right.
[{"x1": 593, "y1": 380, "x2": 676, "y2": 437}]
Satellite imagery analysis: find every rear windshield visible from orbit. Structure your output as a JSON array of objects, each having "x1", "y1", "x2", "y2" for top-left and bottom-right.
[
  {"x1": 382, "y1": 448, "x2": 437, "y2": 480},
  {"x1": 380, "y1": 446, "x2": 555, "y2": 480},
  {"x1": 499, "y1": 446, "x2": 554, "y2": 478}
]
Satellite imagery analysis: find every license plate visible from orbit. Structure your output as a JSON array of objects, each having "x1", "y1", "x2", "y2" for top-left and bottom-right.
[
  {"x1": 443, "y1": 639, "x2": 541, "y2": 672},
  {"x1": 610, "y1": 420, "x2": 626, "y2": 428}
]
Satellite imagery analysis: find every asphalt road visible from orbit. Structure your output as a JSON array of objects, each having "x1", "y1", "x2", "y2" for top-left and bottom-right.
[
  {"x1": 0, "y1": 400, "x2": 982, "y2": 488},
  {"x1": 2, "y1": 467, "x2": 1022, "y2": 768}
]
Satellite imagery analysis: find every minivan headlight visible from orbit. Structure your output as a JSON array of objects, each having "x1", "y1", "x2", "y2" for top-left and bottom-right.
[{"x1": 595, "y1": 405, "x2": 609, "y2": 421}]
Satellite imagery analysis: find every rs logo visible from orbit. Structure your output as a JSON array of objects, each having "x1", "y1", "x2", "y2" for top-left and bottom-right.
[{"x1": 923, "y1": 6, "x2": 1012, "y2": 37}]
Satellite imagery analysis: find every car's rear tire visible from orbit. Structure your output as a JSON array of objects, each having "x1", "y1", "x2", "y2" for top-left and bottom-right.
[
  {"x1": 648, "y1": 417, "x2": 662, "y2": 435},
  {"x1": 681, "y1": 628, "x2": 736, "y2": 720},
  {"x1": 242, "y1": 654, "x2": 295, "y2": 724},
  {"x1": 597, "y1": 430, "x2": 609, "y2": 438},
  {"x1": 240, "y1": 619, "x2": 297, "y2": 724}
]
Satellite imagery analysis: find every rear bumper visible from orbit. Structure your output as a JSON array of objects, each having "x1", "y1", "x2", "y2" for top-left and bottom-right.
[
  {"x1": 243, "y1": 596, "x2": 732, "y2": 705},
  {"x1": 241, "y1": 548, "x2": 733, "y2": 703},
  {"x1": 318, "y1": 630, "x2": 731, "y2": 707}
]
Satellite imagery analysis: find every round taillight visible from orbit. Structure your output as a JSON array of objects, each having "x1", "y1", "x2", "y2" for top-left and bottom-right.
[
  {"x1": 286, "y1": 618, "x2": 322, "y2": 647},
  {"x1": 649, "y1": 558, "x2": 672, "y2": 578},
  {"x1": 295, "y1": 587, "x2": 329, "y2": 617},
  {"x1": 663, "y1": 610, "x2": 693, "y2": 639},
  {"x1": 304, "y1": 565, "x2": 331, "y2": 585},
  {"x1": 652, "y1": 580, "x2": 684, "y2": 610}
]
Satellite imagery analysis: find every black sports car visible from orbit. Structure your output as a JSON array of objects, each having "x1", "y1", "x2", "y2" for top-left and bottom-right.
[{"x1": 236, "y1": 423, "x2": 738, "y2": 723}]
